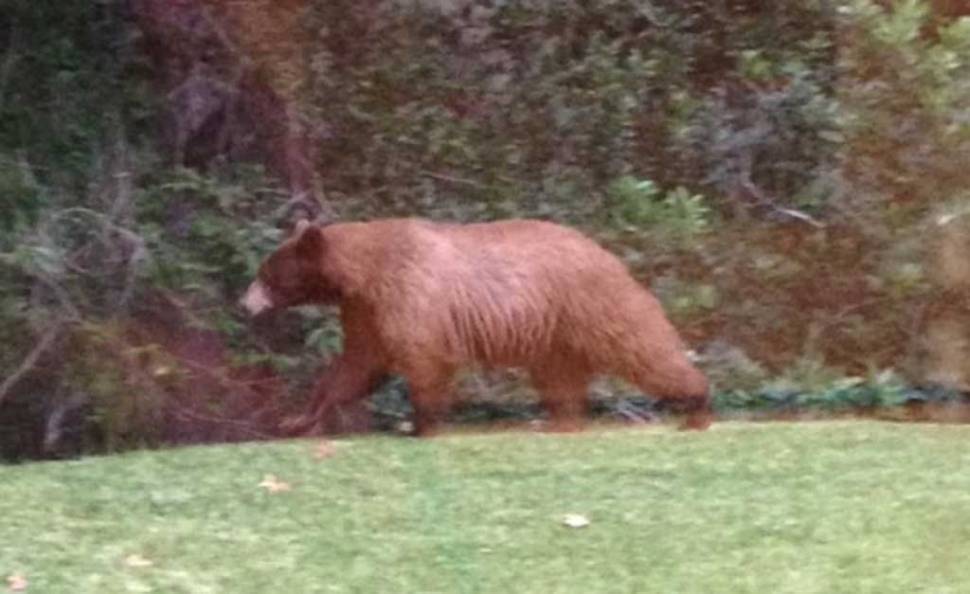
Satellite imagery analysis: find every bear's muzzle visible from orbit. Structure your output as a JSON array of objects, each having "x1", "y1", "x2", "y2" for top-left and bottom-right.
[{"x1": 239, "y1": 280, "x2": 274, "y2": 316}]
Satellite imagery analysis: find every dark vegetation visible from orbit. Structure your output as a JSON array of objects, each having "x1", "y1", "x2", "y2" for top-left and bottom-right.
[{"x1": 2, "y1": 0, "x2": 970, "y2": 460}]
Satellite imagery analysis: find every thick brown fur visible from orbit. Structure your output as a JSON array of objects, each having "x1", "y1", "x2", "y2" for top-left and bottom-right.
[{"x1": 241, "y1": 218, "x2": 711, "y2": 436}]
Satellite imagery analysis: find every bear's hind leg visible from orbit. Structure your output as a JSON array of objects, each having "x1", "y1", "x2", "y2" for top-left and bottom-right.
[
  {"x1": 626, "y1": 361, "x2": 711, "y2": 431},
  {"x1": 665, "y1": 391, "x2": 712, "y2": 431}
]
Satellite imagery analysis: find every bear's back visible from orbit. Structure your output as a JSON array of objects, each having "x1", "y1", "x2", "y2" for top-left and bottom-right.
[
  {"x1": 326, "y1": 216, "x2": 639, "y2": 296},
  {"x1": 331, "y1": 218, "x2": 647, "y2": 367},
  {"x1": 447, "y1": 219, "x2": 635, "y2": 293}
]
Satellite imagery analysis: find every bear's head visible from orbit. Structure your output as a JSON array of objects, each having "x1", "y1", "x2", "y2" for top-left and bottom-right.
[{"x1": 239, "y1": 220, "x2": 340, "y2": 316}]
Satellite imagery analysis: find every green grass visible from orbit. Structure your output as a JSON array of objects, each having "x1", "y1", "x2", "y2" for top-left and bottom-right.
[{"x1": 3, "y1": 422, "x2": 970, "y2": 593}]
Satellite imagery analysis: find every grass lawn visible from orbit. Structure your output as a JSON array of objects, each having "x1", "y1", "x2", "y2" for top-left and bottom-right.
[{"x1": 3, "y1": 421, "x2": 970, "y2": 594}]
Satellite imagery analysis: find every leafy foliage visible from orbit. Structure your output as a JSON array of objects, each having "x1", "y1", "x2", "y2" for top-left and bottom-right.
[
  {"x1": 606, "y1": 176, "x2": 710, "y2": 241},
  {"x1": 302, "y1": 0, "x2": 839, "y2": 223}
]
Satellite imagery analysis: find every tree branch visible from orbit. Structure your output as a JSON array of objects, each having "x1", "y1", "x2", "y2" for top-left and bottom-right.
[
  {"x1": 0, "y1": 322, "x2": 61, "y2": 407},
  {"x1": 740, "y1": 174, "x2": 825, "y2": 229},
  {"x1": 420, "y1": 169, "x2": 492, "y2": 190},
  {"x1": 0, "y1": 28, "x2": 20, "y2": 113}
]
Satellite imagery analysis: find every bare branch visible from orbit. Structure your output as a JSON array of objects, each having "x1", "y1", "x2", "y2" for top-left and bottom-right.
[
  {"x1": 0, "y1": 322, "x2": 61, "y2": 406},
  {"x1": 170, "y1": 405, "x2": 275, "y2": 439},
  {"x1": 35, "y1": 207, "x2": 149, "y2": 311},
  {"x1": 0, "y1": 28, "x2": 20, "y2": 113},
  {"x1": 613, "y1": 401, "x2": 652, "y2": 424},
  {"x1": 772, "y1": 206, "x2": 827, "y2": 229},
  {"x1": 43, "y1": 387, "x2": 89, "y2": 453},
  {"x1": 739, "y1": 175, "x2": 825, "y2": 229},
  {"x1": 420, "y1": 169, "x2": 492, "y2": 190},
  {"x1": 32, "y1": 272, "x2": 82, "y2": 320},
  {"x1": 106, "y1": 120, "x2": 135, "y2": 225},
  {"x1": 272, "y1": 190, "x2": 333, "y2": 225},
  {"x1": 198, "y1": 2, "x2": 253, "y2": 71}
]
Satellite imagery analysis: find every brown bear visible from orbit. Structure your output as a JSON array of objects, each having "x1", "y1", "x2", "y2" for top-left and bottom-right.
[{"x1": 239, "y1": 217, "x2": 711, "y2": 436}]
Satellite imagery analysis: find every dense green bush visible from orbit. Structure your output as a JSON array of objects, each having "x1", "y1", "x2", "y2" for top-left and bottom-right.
[
  {"x1": 837, "y1": 0, "x2": 970, "y2": 237},
  {"x1": 302, "y1": 0, "x2": 839, "y2": 223}
]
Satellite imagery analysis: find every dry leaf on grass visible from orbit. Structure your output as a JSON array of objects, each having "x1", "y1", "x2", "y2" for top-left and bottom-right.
[
  {"x1": 562, "y1": 514, "x2": 590, "y2": 528},
  {"x1": 123, "y1": 554, "x2": 153, "y2": 568},
  {"x1": 312, "y1": 441, "x2": 335, "y2": 460},
  {"x1": 6, "y1": 572, "x2": 27, "y2": 591},
  {"x1": 258, "y1": 474, "x2": 291, "y2": 493}
]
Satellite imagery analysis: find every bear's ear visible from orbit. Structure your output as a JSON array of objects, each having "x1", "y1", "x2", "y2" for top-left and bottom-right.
[{"x1": 294, "y1": 221, "x2": 325, "y2": 257}]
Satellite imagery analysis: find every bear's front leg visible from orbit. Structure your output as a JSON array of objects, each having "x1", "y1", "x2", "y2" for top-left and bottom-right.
[
  {"x1": 411, "y1": 397, "x2": 449, "y2": 437},
  {"x1": 280, "y1": 349, "x2": 386, "y2": 437}
]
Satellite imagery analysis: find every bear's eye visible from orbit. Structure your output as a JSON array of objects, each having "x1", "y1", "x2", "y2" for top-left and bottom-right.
[
  {"x1": 261, "y1": 259, "x2": 305, "y2": 297},
  {"x1": 258, "y1": 264, "x2": 286, "y2": 293}
]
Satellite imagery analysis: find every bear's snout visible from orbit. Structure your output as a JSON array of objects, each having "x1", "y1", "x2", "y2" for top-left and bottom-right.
[{"x1": 239, "y1": 280, "x2": 274, "y2": 316}]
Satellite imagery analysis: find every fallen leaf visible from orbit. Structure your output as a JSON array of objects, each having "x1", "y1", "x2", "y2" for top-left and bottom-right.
[
  {"x1": 258, "y1": 474, "x2": 291, "y2": 493},
  {"x1": 312, "y1": 441, "x2": 335, "y2": 460},
  {"x1": 562, "y1": 513, "x2": 590, "y2": 528},
  {"x1": 6, "y1": 572, "x2": 27, "y2": 591},
  {"x1": 124, "y1": 554, "x2": 153, "y2": 569}
]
